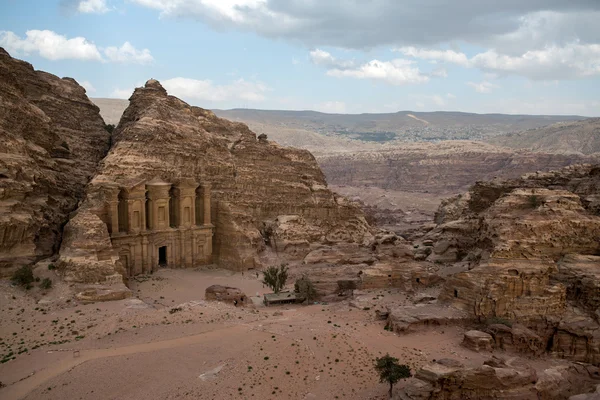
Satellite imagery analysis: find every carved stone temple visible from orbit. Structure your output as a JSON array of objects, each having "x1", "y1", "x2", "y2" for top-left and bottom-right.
[{"x1": 104, "y1": 178, "x2": 213, "y2": 277}]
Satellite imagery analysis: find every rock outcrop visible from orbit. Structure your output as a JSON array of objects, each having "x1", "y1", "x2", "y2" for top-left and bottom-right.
[
  {"x1": 205, "y1": 285, "x2": 249, "y2": 306},
  {"x1": 0, "y1": 48, "x2": 110, "y2": 275},
  {"x1": 399, "y1": 357, "x2": 600, "y2": 400},
  {"x1": 58, "y1": 79, "x2": 372, "y2": 284},
  {"x1": 462, "y1": 330, "x2": 494, "y2": 352},
  {"x1": 425, "y1": 164, "x2": 600, "y2": 365}
]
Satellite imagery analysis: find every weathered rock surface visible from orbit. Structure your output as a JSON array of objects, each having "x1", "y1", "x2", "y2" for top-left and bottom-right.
[
  {"x1": 0, "y1": 48, "x2": 110, "y2": 274},
  {"x1": 399, "y1": 357, "x2": 600, "y2": 400},
  {"x1": 59, "y1": 79, "x2": 372, "y2": 284},
  {"x1": 485, "y1": 323, "x2": 545, "y2": 356},
  {"x1": 205, "y1": 285, "x2": 250, "y2": 306},
  {"x1": 387, "y1": 303, "x2": 469, "y2": 334},
  {"x1": 428, "y1": 164, "x2": 600, "y2": 365},
  {"x1": 462, "y1": 330, "x2": 494, "y2": 352},
  {"x1": 570, "y1": 384, "x2": 600, "y2": 400}
]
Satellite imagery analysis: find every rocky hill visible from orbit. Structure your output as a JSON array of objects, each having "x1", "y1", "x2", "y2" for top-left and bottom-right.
[
  {"x1": 0, "y1": 48, "x2": 110, "y2": 274},
  {"x1": 489, "y1": 118, "x2": 600, "y2": 155},
  {"x1": 61, "y1": 79, "x2": 378, "y2": 286},
  {"x1": 214, "y1": 108, "x2": 585, "y2": 144},
  {"x1": 416, "y1": 164, "x2": 600, "y2": 365}
]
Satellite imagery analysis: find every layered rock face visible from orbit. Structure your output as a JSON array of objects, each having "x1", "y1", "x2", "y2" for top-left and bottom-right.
[
  {"x1": 0, "y1": 48, "x2": 110, "y2": 274},
  {"x1": 318, "y1": 142, "x2": 600, "y2": 194},
  {"x1": 400, "y1": 357, "x2": 600, "y2": 400},
  {"x1": 424, "y1": 164, "x2": 600, "y2": 365},
  {"x1": 59, "y1": 79, "x2": 371, "y2": 283}
]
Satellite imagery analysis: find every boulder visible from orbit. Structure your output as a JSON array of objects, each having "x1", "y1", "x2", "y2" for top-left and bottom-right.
[
  {"x1": 462, "y1": 330, "x2": 494, "y2": 352},
  {"x1": 205, "y1": 285, "x2": 249, "y2": 306}
]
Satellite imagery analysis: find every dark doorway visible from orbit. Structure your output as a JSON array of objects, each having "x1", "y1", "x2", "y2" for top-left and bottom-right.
[{"x1": 158, "y1": 246, "x2": 167, "y2": 266}]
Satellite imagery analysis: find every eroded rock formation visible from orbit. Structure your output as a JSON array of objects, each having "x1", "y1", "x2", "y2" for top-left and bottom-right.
[
  {"x1": 58, "y1": 79, "x2": 373, "y2": 286},
  {"x1": 422, "y1": 164, "x2": 600, "y2": 365},
  {"x1": 0, "y1": 48, "x2": 111, "y2": 275},
  {"x1": 399, "y1": 357, "x2": 600, "y2": 400}
]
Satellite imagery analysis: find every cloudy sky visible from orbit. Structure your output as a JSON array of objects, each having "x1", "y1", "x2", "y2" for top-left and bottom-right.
[{"x1": 1, "y1": 0, "x2": 599, "y2": 115}]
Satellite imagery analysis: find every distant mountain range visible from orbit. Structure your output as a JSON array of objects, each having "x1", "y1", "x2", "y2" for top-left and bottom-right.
[
  {"x1": 93, "y1": 98, "x2": 589, "y2": 153},
  {"x1": 489, "y1": 118, "x2": 600, "y2": 155}
]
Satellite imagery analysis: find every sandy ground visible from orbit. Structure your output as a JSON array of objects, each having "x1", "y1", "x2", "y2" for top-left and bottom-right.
[{"x1": 2, "y1": 269, "x2": 492, "y2": 399}]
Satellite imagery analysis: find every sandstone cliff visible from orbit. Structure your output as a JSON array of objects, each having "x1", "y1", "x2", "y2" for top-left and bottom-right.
[
  {"x1": 423, "y1": 164, "x2": 600, "y2": 365},
  {"x1": 0, "y1": 48, "x2": 110, "y2": 275},
  {"x1": 59, "y1": 79, "x2": 372, "y2": 283}
]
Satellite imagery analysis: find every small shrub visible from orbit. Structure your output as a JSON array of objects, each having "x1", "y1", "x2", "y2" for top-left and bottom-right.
[
  {"x1": 527, "y1": 195, "x2": 543, "y2": 208},
  {"x1": 40, "y1": 278, "x2": 52, "y2": 290},
  {"x1": 294, "y1": 274, "x2": 318, "y2": 303},
  {"x1": 11, "y1": 266, "x2": 34, "y2": 287},
  {"x1": 47, "y1": 264, "x2": 56, "y2": 270}
]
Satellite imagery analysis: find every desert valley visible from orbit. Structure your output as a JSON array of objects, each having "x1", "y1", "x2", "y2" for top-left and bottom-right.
[
  {"x1": 1, "y1": 2, "x2": 600, "y2": 399},
  {"x1": 1, "y1": 46, "x2": 599, "y2": 400}
]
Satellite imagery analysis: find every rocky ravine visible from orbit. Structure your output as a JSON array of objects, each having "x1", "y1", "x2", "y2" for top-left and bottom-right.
[
  {"x1": 0, "y1": 48, "x2": 110, "y2": 275},
  {"x1": 398, "y1": 164, "x2": 600, "y2": 368}
]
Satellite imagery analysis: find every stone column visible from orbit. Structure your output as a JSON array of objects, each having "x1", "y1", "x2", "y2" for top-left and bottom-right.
[
  {"x1": 141, "y1": 198, "x2": 147, "y2": 232},
  {"x1": 203, "y1": 183, "x2": 211, "y2": 225},
  {"x1": 146, "y1": 198, "x2": 154, "y2": 230},
  {"x1": 141, "y1": 235, "x2": 148, "y2": 273},
  {"x1": 109, "y1": 200, "x2": 119, "y2": 235}
]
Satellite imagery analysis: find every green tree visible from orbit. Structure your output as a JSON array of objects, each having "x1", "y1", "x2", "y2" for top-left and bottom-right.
[
  {"x1": 11, "y1": 265, "x2": 34, "y2": 288},
  {"x1": 375, "y1": 354, "x2": 411, "y2": 399},
  {"x1": 262, "y1": 264, "x2": 288, "y2": 294},
  {"x1": 294, "y1": 274, "x2": 318, "y2": 303}
]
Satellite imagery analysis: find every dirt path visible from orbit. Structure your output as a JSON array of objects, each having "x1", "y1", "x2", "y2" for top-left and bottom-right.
[{"x1": 4, "y1": 324, "x2": 248, "y2": 400}]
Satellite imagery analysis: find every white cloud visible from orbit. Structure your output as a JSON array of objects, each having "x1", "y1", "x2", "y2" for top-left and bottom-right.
[
  {"x1": 467, "y1": 81, "x2": 500, "y2": 94},
  {"x1": 316, "y1": 101, "x2": 346, "y2": 113},
  {"x1": 401, "y1": 42, "x2": 600, "y2": 80},
  {"x1": 470, "y1": 44, "x2": 600, "y2": 80},
  {"x1": 309, "y1": 49, "x2": 354, "y2": 69},
  {"x1": 326, "y1": 59, "x2": 429, "y2": 86},
  {"x1": 104, "y1": 42, "x2": 154, "y2": 64},
  {"x1": 0, "y1": 30, "x2": 102, "y2": 61},
  {"x1": 446, "y1": 93, "x2": 456, "y2": 99},
  {"x1": 0, "y1": 30, "x2": 154, "y2": 65},
  {"x1": 396, "y1": 47, "x2": 469, "y2": 67},
  {"x1": 161, "y1": 77, "x2": 269, "y2": 103},
  {"x1": 80, "y1": 80, "x2": 96, "y2": 93},
  {"x1": 77, "y1": 0, "x2": 110, "y2": 14}
]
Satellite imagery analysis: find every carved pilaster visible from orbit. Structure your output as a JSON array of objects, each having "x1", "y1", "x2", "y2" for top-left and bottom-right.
[{"x1": 203, "y1": 183, "x2": 211, "y2": 226}]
